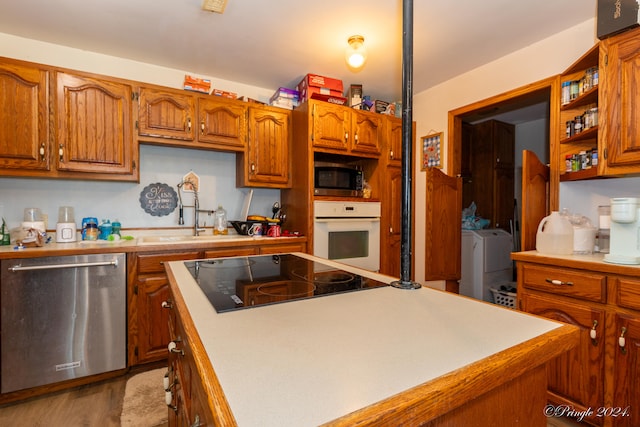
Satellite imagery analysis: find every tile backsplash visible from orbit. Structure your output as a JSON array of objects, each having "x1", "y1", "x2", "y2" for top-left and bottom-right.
[{"x1": 0, "y1": 144, "x2": 279, "y2": 231}]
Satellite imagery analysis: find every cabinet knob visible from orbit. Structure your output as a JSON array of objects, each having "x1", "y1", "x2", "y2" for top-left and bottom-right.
[
  {"x1": 200, "y1": 121, "x2": 205, "y2": 134},
  {"x1": 619, "y1": 326, "x2": 627, "y2": 354},
  {"x1": 191, "y1": 414, "x2": 201, "y2": 427},
  {"x1": 545, "y1": 278, "x2": 574, "y2": 286},
  {"x1": 168, "y1": 341, "x2": 184, "y2": 355},
  {"x1": 161, "y1": 300, "x2": 173, "y2": 309},
  {"x1": 39, "y1": 143, "x2": 46, "y2": 161},
  {"x1": 344, "y1": 132, "x2": 349, "y2": 142},
  {"x1": 58, "y1": 144, "x2": 64, "y2": 162},
  {"x1": 187, "y1": 118, "x2": 192, "y2": 132},
  {"x1": 590, "y1": 320, "x2": 599, "y2": 345},
  {"x1": 165, "y1": 390, "x2": 177, "y2": 411}
]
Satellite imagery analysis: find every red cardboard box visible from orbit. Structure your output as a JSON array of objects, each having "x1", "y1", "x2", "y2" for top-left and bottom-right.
[
  {"x1": 184, "y1": 75, "x2": 211, "y2": 94},
  {"x1": 297, "y1": 73, "x2": 343, "y2": 102},
  {"x1": 310, "y1": 92, "x2": 347, "y2": 106},
  {"x1": 212, "y1": 89, "x2": 237, "y2": 99}
]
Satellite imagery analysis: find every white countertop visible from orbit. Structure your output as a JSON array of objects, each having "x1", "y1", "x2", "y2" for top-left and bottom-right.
[{"x1": 167, "y1": 253, "x2": 564, "y2": 427}]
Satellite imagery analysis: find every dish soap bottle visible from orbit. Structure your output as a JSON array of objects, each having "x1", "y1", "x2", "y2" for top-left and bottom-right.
[{"x1": 213, "y1": 205, "x2": 228, "y2": 235}]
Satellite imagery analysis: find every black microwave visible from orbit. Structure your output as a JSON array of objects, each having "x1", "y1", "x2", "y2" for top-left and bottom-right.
[{"x1": 314, "y1": 161, "x2": 363, "y2": 197}]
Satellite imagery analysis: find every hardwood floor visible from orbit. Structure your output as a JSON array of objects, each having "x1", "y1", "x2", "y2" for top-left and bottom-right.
[{"x1": 0, "y1": 365, "x2": 168, "y2": 427}]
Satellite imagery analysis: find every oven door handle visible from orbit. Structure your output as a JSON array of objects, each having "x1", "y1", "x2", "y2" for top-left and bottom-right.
[{"x1": 314, "y1": 218, "x2": 380, "y2": 223}]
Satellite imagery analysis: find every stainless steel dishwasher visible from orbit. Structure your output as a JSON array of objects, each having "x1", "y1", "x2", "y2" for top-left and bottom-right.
[{"x1": 1, "y1": 253, "x2": 126, "y2": 393}]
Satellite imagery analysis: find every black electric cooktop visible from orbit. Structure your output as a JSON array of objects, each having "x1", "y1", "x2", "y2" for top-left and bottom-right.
[{"x1": 184, "y1": 254, "x2": 389, "y2": 313}]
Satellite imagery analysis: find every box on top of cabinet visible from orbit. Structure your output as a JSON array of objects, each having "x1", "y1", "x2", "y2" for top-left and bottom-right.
[
  {"x1": 597, "y1": 0, "x2": 640, "y2": 39},
  {"x1": 297, "y1": 73, "x2": 343, "y2": 102}
]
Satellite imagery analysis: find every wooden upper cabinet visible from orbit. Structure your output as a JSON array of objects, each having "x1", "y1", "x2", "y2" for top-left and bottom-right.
[
  {"x1": 310, "y1": 100, "x2": 381, "y2": 157},
  {"x1": 387, "y1": 116, "x2": 403, "y2": 165},
  {"x1": 198, "y1": 97, "x2": 247, "y2": 151},
  {"x1": 351, "y1": 109, "x2": 383, "y2": 155},
  {"x1": 55, "y1": 71, "x2": 137, "y2": 178},
  {"x1": 311, "y1": 101, "x2": 350, "y2": 151},
  {"x1": 138, "y1": 86, "x2": 196, "y2": 141},
  {"x1": 0, "y1": 61, "x2": 50, "y2": 172},
  {"x1": 599, "y1": 26, "x2": 640, "y2": 175},
  {"x1": 237, "y1": 106, "x2": 291, "y2": 188}
]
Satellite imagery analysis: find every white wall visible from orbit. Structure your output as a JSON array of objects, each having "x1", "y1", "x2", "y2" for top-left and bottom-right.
[
  {"x1": 0, "y1": 33, "x2": 280, "y2": 232},
  {"x1": 411, "y1": 18, "x2": 640, "y2": 288}
]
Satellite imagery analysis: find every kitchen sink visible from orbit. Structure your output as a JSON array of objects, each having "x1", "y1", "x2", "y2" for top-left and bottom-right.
[{"x1": 137, "y1": 234, "x2": 252, "y2": 245}]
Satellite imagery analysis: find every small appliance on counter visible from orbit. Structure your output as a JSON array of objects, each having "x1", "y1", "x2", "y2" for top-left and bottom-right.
[
  {"x1": 22, "y1": 207, "x2": 46, "y2": 233},
  {"x1": 604, "y1": 197, "x2": 640, "y2": 265},
  {"x1": 56, "y1": 206, "x2": 77, "y2": 243}
]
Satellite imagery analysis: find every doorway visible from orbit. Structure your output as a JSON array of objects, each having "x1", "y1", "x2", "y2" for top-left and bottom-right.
[{"x1": 448, "y1": 77, "x2": 556, "y2": 252}]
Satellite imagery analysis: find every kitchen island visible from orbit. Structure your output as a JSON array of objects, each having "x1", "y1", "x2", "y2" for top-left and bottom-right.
[{"x1": 165, "y1": 253, "x2": 579, "y2": 427}]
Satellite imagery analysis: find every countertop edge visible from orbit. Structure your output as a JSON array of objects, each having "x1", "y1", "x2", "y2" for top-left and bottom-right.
[
  {"x1": 0, "y1": 235, "x2": 307, "y2": 259},
  {"x1": 512, "y1": 250, "x2": 640, "y2": 275},
  {"x1": 322, "y1": 323, "x2": 580, "y2": 426}
]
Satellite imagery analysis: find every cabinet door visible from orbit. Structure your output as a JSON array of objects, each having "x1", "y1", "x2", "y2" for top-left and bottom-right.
[
  {"x1": 350, "y1": 110, "x2": 382, "y2": 156},
  {"x1": 521, "y1": 293, "x2": 605, "y2": 424},
  {"x1": 311, "y1": 101, "x2": 350, "y2": 151},
  {"x1": 136, "y1": 275, "x2": 172, "y2": 363},
  {"x1": 138, "y1": 86, "x2": 196, "y2": 141},
  {"x1": 600, "y1": 27, "x2": 640, "y2": 174},
  {"x1": 493, "y1": 166, "x2": 514, "y2": 230},
  {"x1": 521, "y1": 150, "x2": 549, "y2": 251},
  {"x1": 386, "y1": 116, "x2": 403, "y2": 165},
  {"x1": 0, "y1": 61, "x2": 50, "y2": 172},
  {"x1": 243, "y1": 107, "x2": 290, "y2": 187},
  {"x1": 197, "y1": 97, "x2": 246, "y2": 150},
  {"x1": 381, "y1": 165, "x2": 402, "y2": 277},
  {"x1": 611, "y1": 313, "x2": 640, "y2": 427},
  {"x1": 55, "y1": 72, "x2": 136, "y2": 175},
  {"x1": 424, "y1": 168, "x2": 461, "y2": 289}
]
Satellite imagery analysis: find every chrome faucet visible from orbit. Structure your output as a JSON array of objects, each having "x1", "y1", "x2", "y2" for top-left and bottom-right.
[{"x1": 177, "y1": 180, "x2": 214, "y2": 236}]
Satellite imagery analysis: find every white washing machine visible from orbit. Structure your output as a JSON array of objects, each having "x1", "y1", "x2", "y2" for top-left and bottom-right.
[{"x1": 460, "y1": 229, "x2": 513, "y2": 302}]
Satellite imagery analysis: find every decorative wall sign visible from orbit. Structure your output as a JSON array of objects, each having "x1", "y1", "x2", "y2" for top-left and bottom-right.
[
  {"x1": 139, "y1": 183, "x2": 178, "y2": 217},
  {"x1": 181, "y1": 171, "x2": 200, "y2": 192},
  {"x1": 421, "y1": 132, "x2": 442, "y2": 170}
]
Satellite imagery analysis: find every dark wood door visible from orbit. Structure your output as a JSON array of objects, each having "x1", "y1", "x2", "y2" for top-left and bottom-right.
[
  {"x1": 521, "y1": 150, "x2": 549, "y2": 251},
  {"x1": 424, "y1": 167, "x2": 462, "y2": 292}
]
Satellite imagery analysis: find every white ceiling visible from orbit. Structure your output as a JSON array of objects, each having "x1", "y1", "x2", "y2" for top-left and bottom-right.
[{"x1": 0, "y1": 0, "x2": 596, "y2": 104}]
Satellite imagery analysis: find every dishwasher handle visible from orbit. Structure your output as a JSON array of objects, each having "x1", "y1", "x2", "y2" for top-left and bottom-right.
[{"x1": 8, "y1": 258, "x2": 120, "y2": 272}]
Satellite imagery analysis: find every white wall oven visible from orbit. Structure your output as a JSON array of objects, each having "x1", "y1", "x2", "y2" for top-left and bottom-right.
[{"x1": 313, "y1": 201, "x2": 381, "y2": 271}]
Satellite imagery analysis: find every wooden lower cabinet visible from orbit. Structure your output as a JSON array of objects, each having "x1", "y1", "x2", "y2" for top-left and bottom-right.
[
  {"x1": 128, "y1": 251, "x2": 201, "y2": 365},
  {"x1": 128, "y1": 240, "x2": 307, "y2": 366},
  {"x1": 521, "y1": 293, "x2": 606, "y2": 421},
  {"x1": 610, "y1": 313, "x2": 640, "y2": 427},
  {"x1": 514, "y1": 254, "x2": 640, "y2": 427},
  {"x1": 167, "y1": 302, "x2": 216, "y2": 427}
]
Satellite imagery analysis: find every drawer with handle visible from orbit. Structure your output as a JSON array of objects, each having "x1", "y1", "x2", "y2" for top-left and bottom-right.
[{"x1": 520, "y1": 263, "x2": 606, "y2": 303}]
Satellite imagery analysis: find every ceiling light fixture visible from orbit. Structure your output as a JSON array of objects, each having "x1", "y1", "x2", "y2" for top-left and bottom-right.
[
  {"x1": 345, "y1": 35, "x2": 367, "y2": 70},
  {"x1": 202, "y1": 0, "x2": 228, "y2": 13}
]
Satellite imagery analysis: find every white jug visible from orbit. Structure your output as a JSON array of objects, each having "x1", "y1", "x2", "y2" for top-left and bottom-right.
[{"x1": 536, "y1": 211, "x2": 574, "y2": 255}]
